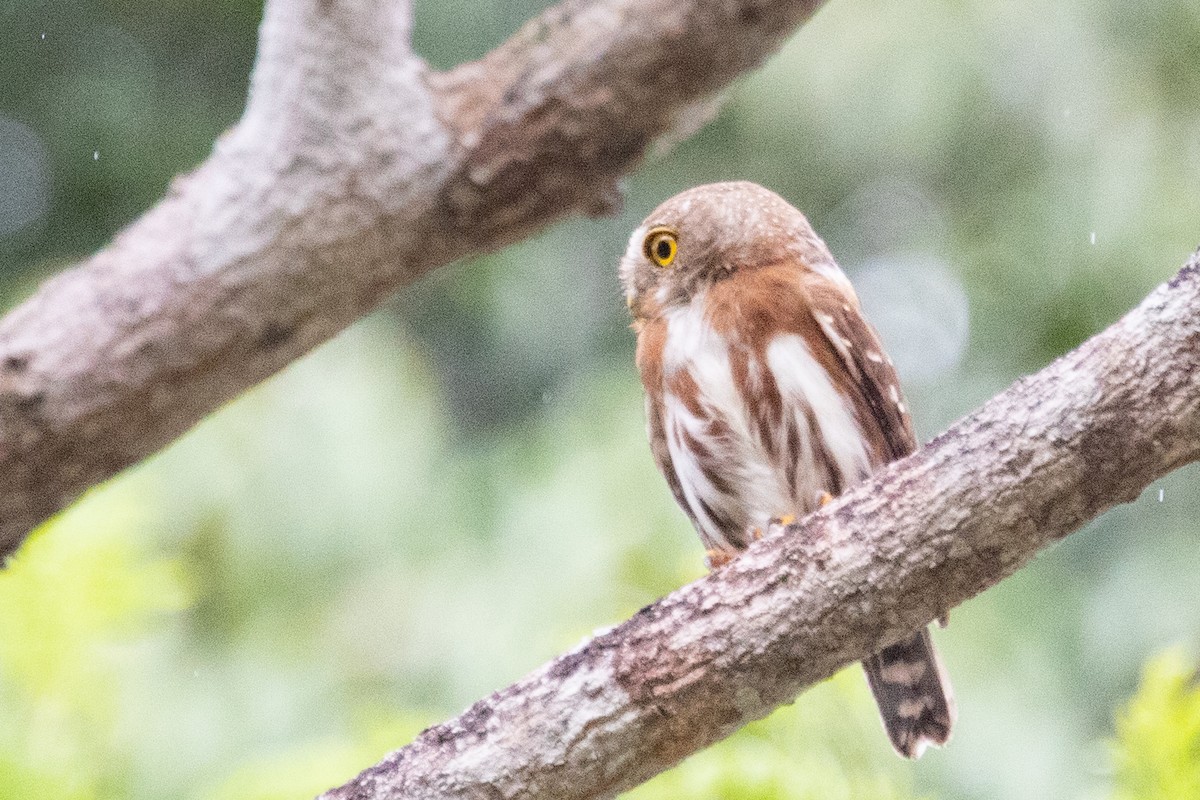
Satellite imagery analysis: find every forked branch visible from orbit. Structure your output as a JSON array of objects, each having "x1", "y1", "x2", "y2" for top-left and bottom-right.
[
  {"x1": 0, "y1": 0, "x2": 828, "y2": 557},
  {"x1": 4, "y1": 0, "x2": 1199, "y2": 795}
]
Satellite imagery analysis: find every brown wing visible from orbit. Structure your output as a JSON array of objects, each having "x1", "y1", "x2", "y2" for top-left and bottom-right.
[
  {"x1": 644, "y1": 391, "x2": 691, "y2": 518},
  {"x1": 804, "y1": 277, "x2": 955, "y2": 758},
  {"x1": 635, "y1": 316, "x2": 694, "y2": 526},
  {"x1": 803, "y1": 278, "x2": 918, "y2": 465}
]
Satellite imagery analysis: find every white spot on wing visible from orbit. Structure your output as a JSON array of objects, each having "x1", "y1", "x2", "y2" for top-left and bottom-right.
[{"x1": 815, "y1": 313, "x2": 855, "y2": 370}]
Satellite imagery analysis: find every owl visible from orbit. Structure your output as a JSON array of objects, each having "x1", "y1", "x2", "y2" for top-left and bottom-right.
[{"x1": 619, "y1": 181, "x2": 955, "y2": 758}]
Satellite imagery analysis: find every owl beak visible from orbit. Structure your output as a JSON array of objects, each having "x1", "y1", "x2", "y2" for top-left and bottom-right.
[{"x1": 626, "y1": 294, "x2": 647, "y2": 331}]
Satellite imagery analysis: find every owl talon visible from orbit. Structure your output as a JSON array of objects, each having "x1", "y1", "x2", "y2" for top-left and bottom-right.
[
  {"x1": 763, "y1": 515, "x2": 795, "y2": 535},
  {"x1": 752, "y1": 527, "x2": 764, "y2": 541},
  {"x1": 705, "y1": 549, "x2": 734, "y2": 570},
  {"x1": 817, "y1": 492, "x2": 833, "y2": 507}
]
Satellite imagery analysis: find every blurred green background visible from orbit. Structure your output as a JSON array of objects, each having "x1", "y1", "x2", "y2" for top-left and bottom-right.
[{"x1": 2, "y1": 0, "x2": 1200, "y2": 798}]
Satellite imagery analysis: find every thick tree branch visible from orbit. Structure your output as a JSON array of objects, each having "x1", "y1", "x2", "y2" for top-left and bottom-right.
[
  {"x1": 0, "y1": 0, "x2": 827, "y2": 557},
  {"x1": 320, "y1": 253, "x2": 1200, "y2": 800}
]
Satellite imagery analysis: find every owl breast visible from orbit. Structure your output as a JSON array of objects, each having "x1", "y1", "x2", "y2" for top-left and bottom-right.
[{"x1": 654, "y1": 291, "x2": 873, "y2": 553}]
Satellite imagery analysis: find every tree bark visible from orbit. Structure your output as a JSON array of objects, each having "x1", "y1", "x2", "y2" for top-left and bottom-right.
[
  {"x1": 0, "y1": 0, "x2": 828, "y2": 558},
  {"x1": 320, "y1": 252, "x2": 1200, "y2": 800},
  {"x1": 6, "y1": 0, "x2": 1200, "y2": 794}
]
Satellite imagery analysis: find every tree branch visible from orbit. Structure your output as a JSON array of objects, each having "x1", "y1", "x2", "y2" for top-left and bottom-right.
[
  {"x1": 10, "y1": 0, "x2": 1199, "y2": 791},
  {"x1": 319, "y1": 252, "x2": 1200, "y2": 800},
  {"x1": 0, "y1": 0, "x2": 828, "y2": 558}
]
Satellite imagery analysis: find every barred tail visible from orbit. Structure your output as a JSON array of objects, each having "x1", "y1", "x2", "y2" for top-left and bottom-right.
[{"x1": 862, "y1": 627, "x2": 956, "y2": 758}]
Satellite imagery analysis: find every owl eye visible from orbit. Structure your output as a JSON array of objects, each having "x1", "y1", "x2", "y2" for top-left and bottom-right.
[{"x1": 643, "y1": 227, "x2": 678, "y2": 268}]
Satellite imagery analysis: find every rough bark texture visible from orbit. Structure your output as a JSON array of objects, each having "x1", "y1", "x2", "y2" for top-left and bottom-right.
[
  {"x1": 320, "y1": 253, "x2": 1200, "y2": 800},
  {"x1": 0, "y1": 0, "x2": 828, "y2": 558},
  {"x1": 6, "y1": 0, "x2": 1200, "y2": 794}
]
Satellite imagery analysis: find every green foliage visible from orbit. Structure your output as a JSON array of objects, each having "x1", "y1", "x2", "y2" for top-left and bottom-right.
[
  {"x1": 626, "y1": 671, "x2": 924, "y2": 800},
  {"x1": 1112, "y1": 649, "x2": 1200, "y2": 800},
  {"x1": 2, "y1": 0, "x2": 1200, "y2": 798},
  {"x1": 200, "y1": 713, "x2": 427, "y2": 800},
  {"x1": 0, "y1": 486, "x2": 187, "y2": 800}
]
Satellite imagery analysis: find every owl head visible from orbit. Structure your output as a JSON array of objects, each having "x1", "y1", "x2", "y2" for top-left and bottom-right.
[{"x1": 619, "y1": 181, "x2": 851, "y2": 320}]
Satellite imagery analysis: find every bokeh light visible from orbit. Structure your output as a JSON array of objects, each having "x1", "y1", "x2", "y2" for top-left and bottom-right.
[
  {"x1": 1, "y1": 1, "x2": 1198, "y2": 799},
  {"x1": 0, "y1": 117, "x2": 49, "y2": 239}
]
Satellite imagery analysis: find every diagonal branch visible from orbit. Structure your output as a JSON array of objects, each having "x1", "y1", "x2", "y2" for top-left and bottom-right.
[
  {"x1": 320, "y1": 252, "x2": 1200, "y2": 800},
  {"x1": 0, "y1": 0, "x2": 829, "y2": 558}
]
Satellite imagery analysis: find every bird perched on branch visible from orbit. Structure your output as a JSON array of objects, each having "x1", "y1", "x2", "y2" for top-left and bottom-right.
[{"x1": 618, "y1": 181, "x2": 955, "y2": 758}]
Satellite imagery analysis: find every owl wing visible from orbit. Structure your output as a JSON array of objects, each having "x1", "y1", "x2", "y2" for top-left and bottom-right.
[
  {"x1": 803, "y1": 278, "x2": 918, "y2": 465},
  {"x1": 635, "y1": 317, "x2": 702, "y2": 535},
  {"x1": 802, "y1": 279, "x2": 956, "y2": 757},
  {"x1": 645, "y1": 392, "x2": 692, "y2": 517}
]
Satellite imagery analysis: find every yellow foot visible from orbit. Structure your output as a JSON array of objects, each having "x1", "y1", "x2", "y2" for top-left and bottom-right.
[
  {"x1": 751, "y1": 527, "x2": 764, "y2": 541},
  {"x1": 705, "y1": 549, "x2": 734, "y2": 570},
  {"x1": 817, "y1": 492, "x2": 833, "y2": 507},
  {"x1": 764, "y1": 515, "x2": 796, "y2": 535}
]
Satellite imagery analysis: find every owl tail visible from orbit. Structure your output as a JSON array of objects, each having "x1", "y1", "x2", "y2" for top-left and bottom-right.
[{"x1": 862, "y1": 627, "x2": 956, "y2": 759}]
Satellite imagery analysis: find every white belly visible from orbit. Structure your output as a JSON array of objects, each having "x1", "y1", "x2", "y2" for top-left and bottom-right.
[{"x1": 660, "y1": 297, "x2": 871, "y2": 551}]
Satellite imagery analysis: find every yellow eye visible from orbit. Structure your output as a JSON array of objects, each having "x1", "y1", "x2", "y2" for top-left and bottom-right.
[{"x1": 644, "y1": 227, "x2": 678, "y2": 268}]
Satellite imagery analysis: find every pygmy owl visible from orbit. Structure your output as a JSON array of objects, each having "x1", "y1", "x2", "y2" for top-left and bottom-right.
[{"x1": 619, "y1": 181, "x2": 955, "y2": 758}]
